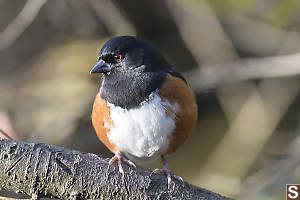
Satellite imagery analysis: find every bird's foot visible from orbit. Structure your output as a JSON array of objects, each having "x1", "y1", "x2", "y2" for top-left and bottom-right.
[
  {"x1": 151, "y1": 156, "x2": 184, "y2": 188},
  {"x1": 151, "y1": 167, "x2": 184, "y2": 189},
  {"x1": 106, "y1": 152, "x2": 136, "y2": 178}
]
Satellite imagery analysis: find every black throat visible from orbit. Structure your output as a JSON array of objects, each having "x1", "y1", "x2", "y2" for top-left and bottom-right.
[{"x1": 100, "y1": 70, "x2": 166, "y2": 109}]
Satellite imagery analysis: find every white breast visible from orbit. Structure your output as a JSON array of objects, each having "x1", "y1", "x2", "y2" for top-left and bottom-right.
[{"x1": 106, "y1": 90, "x2": 179, "y2": 163}]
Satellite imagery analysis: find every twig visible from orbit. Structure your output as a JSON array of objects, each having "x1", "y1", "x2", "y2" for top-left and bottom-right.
[
  {"x1": 166, "y1": 0, "x2": 237, "y2": 64},
  {"x1": 237, "y1": 118, "x2": 300, "y2": 198},
  {"x1": 222, "y1": 13, "x2": 300, "y2": 55},
  {"x1": 184, "y1": 53, "x2": 300, "y2": 92},
  {"x1": 0, "y1": 0, "x2": 47, "y2": 51},
  {"x1": 88, "y1": 0, "x2": 136, "y2": 36},
  {"x1": 0, "y1": 129, "x2": 13, "y2": 140}
]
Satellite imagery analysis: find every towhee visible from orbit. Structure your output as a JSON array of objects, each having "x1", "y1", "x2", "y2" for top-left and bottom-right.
[{"x1": 90, "y1": 36, "x2": 197, "y2": 187}]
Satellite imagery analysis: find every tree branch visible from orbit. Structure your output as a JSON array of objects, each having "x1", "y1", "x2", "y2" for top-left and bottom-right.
[
  {"x1": 184, "y1": 53, "x2": 300, "y2": 92},
  {"x1": 0, "y1": 139, "x2": 232, "y2": 199},
  {"x1": 0, "y1": 0, "x2": 47, "y2": 51}
]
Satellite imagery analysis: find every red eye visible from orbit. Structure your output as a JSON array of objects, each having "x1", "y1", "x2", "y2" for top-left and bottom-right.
[{"x1": 114, "y1": 54, "x2": 123, "y2": 62}]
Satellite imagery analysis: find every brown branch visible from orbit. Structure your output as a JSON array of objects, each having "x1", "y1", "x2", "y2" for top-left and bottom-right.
[{"x1": 0, "y1": 138, "x2": 232, "y2": 199}]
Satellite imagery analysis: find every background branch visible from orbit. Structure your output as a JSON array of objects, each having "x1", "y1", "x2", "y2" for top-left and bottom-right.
[
  {"x1": 0, "y1": 0, "x2": 47, "y2": 51},
  {"x1": 0, "y1": 139, "x2": 231, "y2": 199},
  {"x1": 185, "y1": 53, "x2": 300, "y2": 92}
]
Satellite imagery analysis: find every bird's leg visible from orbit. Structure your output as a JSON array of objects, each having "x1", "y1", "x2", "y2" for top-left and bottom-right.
[
  {"x1": 106, "y1": 151, "x2": 136, "y2": 178},
  {"x1": 152, "y1": 155, "x2": 184, "y2": 188}
]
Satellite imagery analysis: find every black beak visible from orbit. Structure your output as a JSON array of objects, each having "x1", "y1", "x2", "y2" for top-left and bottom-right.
[{"x1": 90, "y1": 60, "x2": 110, "y2": 74}]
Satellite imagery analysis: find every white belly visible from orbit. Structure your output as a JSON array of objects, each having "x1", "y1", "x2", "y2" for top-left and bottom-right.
[{"x1": 106, "y1": 90, "x2": 179, "y2": 163}]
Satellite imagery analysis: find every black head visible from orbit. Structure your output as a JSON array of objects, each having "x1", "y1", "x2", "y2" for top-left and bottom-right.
[
  {"x1": 90, "y1": 36, "x2": 176, "y2": 109},
  {"x1": 90, "y1": 36, "x2": 171, "y2": 75}
]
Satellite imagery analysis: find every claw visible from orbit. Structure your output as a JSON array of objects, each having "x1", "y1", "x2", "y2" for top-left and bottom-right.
[
  {"x1": 123, "y1": 159, "x2": 136, "y2": 168},
  {"x1": 167, "y1": 173, "x2": 172, "y2": 188},
  {"x1": 174, "y1": 174, "x2": 184, "y2": 183},
  {"x1": 106, "y1": 152, "x2": 136, "y2": 179},
  {"x1": 151, "y1": 155, "x2": 184, "y2": 189},
  {"x1": 151, "y1": 168, "x2": 163, "y2": 176},
  {"x1": 117, "y1": 156, "x2": 124, "y2": 175}
]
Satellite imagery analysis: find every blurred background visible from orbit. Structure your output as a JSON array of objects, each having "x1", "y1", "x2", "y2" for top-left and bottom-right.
[{"x1": 0, "y1": 0, "x2": 299, "y2": 199}]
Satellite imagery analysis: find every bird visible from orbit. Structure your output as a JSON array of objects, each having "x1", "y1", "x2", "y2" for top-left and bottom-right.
[{"x1": 90, "y1": 36, "x2": 198, "y2": 187}]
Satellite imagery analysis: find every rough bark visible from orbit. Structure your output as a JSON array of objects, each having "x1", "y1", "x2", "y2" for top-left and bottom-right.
[{"x1": 0, "y1": 139, "x2": 232, "y2": 200}]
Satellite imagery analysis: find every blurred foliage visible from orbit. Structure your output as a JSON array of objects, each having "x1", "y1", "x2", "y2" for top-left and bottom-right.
[
  {"x1": 0, "y1": 0, "x2": 300, "y2": 199},
  {"x1": 209, "y1": 0, "x2": 255, "y2": 13},
  {"x1": 267, "y1": 0, "x2": 300, "y2": 27}
]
